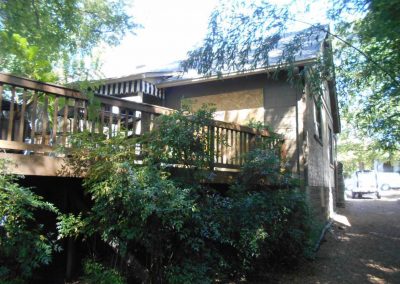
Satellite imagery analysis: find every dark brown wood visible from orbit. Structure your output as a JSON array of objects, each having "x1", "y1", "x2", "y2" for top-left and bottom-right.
[
  {"x1": 18, "y1": 89, "x2": 28, "y2": 142},
  {"x1": 0, "y1": 140, "x2": 54, "y2": 152},
  {"x1": 124, "y1": 109, "x2": 129, "y2": 136},
  {"x1": 108, "y1": 107, "x2": 113, "y2": 138},
  {"x1": 240, "y1": 131, "x2": 243, "y2": 165},
  {"x1": 73, "y1": 99, "x2": 78, "y2": 133},
  {"x1": 99, "y1": 105, "x2": 105, "y2": 134},
  {"x1": 221, "y1": 128, "x2": 226, "y2": 164},
  {"x1": 7, "y1": 87, "x2": 16, "y2": 141},
  {"x1": 0, "y1": 84, "x2": 3, "y2": 133},
  {"x1": 141, "y1": 112, "x2": 151, "y2": 134},
  {"x1": 82, "y1": 100, "x2": 87, "y2": 131},
  {"x1": 97, "y1": 94, "x2": 173, "y2": 116},
  {"x1": 117, "y1": 109, "x2": 121, "y2": 134},
  {"x1": 0, "y1": 153, "x2": 70, "y2": 177},
  {"x1": 52, "y1": 96, "x2": 59, "y2": 144},
  {"x1": 215, "y1": 127, "x2": 219, "y2": 163},
  {"x1": 0, "y1": 74, "x2": 282, "y2": 175},
  {"x1": 62, "y1": 97, "x2": 69, "y2": 145},
  {"x1": 0, "y1": 73, "x2": 83, "y2": 99},
  {"x1": 212, "y1": 120, "x2": 270, "y2": 136},
  {"x1": 230, "y1": 129, "x2": 234, "y2": 165},
  {"x1": 30, "y1": 91, "x2": 38, "y2": 143},
  {"x1": 41, "y1": 95, "x2": 49, "y2": 145}
]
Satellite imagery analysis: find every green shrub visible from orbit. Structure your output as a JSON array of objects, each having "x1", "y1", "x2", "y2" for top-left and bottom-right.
[
  {"x1": 0, "y1": 159, "x2": 59, "y2": 283},
  {"x1": 81, "y1": 259, "x2": 125, "y2": 284},
  {"x1": 60, "y1": 107, "x2": 313, "y2": 282}
]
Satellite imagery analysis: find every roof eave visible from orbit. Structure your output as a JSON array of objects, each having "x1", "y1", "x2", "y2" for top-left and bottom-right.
[{"x1": 156, "y1": 58, "x2": 317, "y2": 88}]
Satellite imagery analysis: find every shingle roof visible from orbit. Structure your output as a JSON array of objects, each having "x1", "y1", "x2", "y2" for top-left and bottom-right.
[{"x1": 100, "y1": 26, "x2": 329, "y2": 86}]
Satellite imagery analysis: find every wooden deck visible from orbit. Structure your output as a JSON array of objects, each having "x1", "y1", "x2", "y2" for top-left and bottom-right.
[{"x1": 0, "y1": 73, "x2": 281, "y2": 180}]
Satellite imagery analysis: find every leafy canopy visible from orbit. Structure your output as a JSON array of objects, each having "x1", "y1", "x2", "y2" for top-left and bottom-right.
[
  {"x1": 184, "y1": 0, "x2": 400, "y2": 154},
  {"x1": 0, "y1": 0, "x2": 137, "y2": 82}
]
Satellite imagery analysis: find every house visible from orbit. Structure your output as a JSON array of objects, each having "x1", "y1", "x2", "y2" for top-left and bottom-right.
[
  {"x1": 96, "y1": 27, "x2": 341, "y2": 222},
  {"x1": 0, "y1": 27, "x2": 341, "y2": 281}
]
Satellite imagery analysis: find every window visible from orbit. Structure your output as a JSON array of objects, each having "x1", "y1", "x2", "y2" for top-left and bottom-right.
[
  {"x1": 329, "y1": 127, "x2": 333, "y2": 165},
  {"x1": 314, "y1": 99, "x2": 323, "y2": 141}
]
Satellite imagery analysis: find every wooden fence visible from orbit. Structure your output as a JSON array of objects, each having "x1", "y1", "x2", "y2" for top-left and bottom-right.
[{"x1": 0, "y1": 73, "x2": 281, "y2": 170}]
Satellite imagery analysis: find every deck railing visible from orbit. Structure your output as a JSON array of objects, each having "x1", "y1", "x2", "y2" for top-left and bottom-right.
[{"x1": 0, "y1": 73, "x2": 281, "y2": 170}]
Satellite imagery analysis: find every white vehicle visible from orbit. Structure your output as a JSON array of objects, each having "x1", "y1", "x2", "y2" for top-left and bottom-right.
[
  {"x1": 377, "y1": 172, "x2": 400, "y2": 190},
  {"x1": 350, "y1": 170, "x2": 380, "y2": 199}
]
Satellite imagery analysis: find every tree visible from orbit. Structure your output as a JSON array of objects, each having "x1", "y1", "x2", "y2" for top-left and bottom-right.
[
  {"x1": 0, "y1": 0, "x2": 137, "y2": 82},
  {"x1": 183, "y1": 0, "x2": 400, "y2": 152},
  {"x1": 334, "y1": 0, "x2": 400, "y2": 151}
]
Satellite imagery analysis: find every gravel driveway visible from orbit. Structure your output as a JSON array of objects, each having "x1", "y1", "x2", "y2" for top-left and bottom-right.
[{"x1": 276, "y1": 190, "x2": 400, "y2": 284}]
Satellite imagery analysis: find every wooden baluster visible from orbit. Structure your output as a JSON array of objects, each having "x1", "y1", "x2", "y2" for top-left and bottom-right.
[
  {"x1": 30, "y1": 91, "x2": 38, "y2": 144},
  {"x1": 150, "y1": 113, "x2": 155, "y2": 131},
  {"x1": 108, "y1": 106, "x2": 113, "y2": 138},
  {"x1": 209, "y1": 124, "x2": 215, "y2": 170},
  {"x1": 141, "y1": 112, "x2": 151, "y2": 134},
  {"x1": 215, "y1": 127, "x2": 219, "y2": 164},
  {"x1": 117, "y1": 108, "x2": 121, "y2": 135},
  {"x1": 18, "y1": 89, "x2": 28, "y2": 142},
  {"x1": 62, "y1": 97, "x2": 69, "y2": 146},
  {"x1": 220, "y1": 128, "x2": 224, "y2": 164},
  {"x1": 230, "y1": 129, "x2": 234, "y2": 165},
  {"x1": 220, "y1": 128, "x2": 225, "y2": 164},
  {"x1": 240, "y1": 131, "x2": 244, "y2": 166},
  {"x1": 0, "y1": 84, "x2": 3, "y2": 139},
  {"x1": 237, "y1": 131, "x2": 241, "y2": 165},
  {"x1": 124, "y1": 109, "x2": 129, "y2": 137},
  {"x1": 132, "y1": 111, "x2": 138, "y2": 136},
  {"x1": 99, "y1": 105, "x2": 105, "y2": 135},
  {"x1": 72, "y1": 99, "x2": 78, "y2": 133},
  {"x1": 52, "y1": 96, "x2": 59, "y2": 145},
  {"x1": 41, "y1": 95, "x2": 49, "y2": 145},
  {"x1": 82, "y1": 100, "x2": 87, "y2": 131},
  {"x1": 244, "y1": 133, "x2": 249, "y2": 154},
  {"x1": 7, "y1": 87, "x2": 16, "y2": 141}
]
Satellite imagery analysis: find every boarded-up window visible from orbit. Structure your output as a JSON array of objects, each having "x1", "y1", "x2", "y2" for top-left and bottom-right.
[{"x1": 182, "y1": 89, "x2": 264, "y2": 125}]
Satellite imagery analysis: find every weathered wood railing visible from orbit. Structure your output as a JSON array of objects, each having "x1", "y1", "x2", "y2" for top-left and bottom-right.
[{"x1": 0, "y1": 73, "x2": 281, "y2": 171}]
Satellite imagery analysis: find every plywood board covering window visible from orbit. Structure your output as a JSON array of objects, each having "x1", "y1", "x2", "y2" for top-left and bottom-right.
[{"x1": 182, "y1": 89, "x2": 264, "y2": 125}]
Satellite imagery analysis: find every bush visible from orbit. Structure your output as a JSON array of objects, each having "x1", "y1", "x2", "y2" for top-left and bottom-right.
[
  {"x1": 60, "y1": 107, "x2": 313, "y2": 282},
  {"x1": 81, "y1": 259, "x2": 125, "y2": 284},
  {"x1": 0, "y1": 159, "x2": 59, "y2": 283}
]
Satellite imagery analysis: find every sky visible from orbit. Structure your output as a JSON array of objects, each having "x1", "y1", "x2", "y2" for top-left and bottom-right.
[
  {"x1": 100, "y1": 0, "x2": 330, "y2": 78},
  {"x1": 100, "y1": 0, "x2": 218, "y2": 78}
]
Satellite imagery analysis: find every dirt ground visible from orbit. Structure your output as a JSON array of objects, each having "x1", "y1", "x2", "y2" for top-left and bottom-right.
[{"x1": 275, "y1": 190, "x2": 400, "y2": 284}]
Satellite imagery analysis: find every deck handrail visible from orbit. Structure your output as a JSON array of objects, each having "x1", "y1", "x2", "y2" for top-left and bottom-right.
[{"x1": 0, "y1": 73, "x2": 281, "y2": 170}]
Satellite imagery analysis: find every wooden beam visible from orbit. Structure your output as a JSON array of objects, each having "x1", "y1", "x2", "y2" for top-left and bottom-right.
[
  {"x1": 0, "y1": 153, "x2": 73, "y2": 177},
  {"x1": 96, "y1": 94, "x2": 173, "y2": 116},
  {"x1": 0, "y1": 73, "x2": 84, "y2": 99},
  {"x1": 0, "y1": 140, "x2": 55, "y2": 152}
]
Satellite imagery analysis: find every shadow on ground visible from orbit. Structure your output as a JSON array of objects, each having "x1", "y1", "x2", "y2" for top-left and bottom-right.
[{"x1": 274, "y1": 191, "x2": 400, "y2": 284}]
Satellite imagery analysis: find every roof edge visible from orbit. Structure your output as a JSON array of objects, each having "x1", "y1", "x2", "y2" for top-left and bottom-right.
[{"x1": 156, "y1": 58, "x2": 317, "y2": 88}]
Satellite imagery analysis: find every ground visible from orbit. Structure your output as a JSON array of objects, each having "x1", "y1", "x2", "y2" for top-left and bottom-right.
[{"x1": 275, "y1": 190, "x2": 400, "y2": 284}]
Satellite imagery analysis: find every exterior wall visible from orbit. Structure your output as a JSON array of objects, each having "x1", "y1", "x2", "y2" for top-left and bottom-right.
[
  {"x1": 164, "y1": 73, "x2": 339, "y2": 222},
  {"x1": 164, "y1": 74, "x2": 301, "y2": 173},
  {"x1": 302, "y1": 81, "x2": 337, "y2": 221}
]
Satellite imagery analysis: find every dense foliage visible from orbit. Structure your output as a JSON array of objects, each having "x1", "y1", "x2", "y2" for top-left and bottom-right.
[
  {"x1": 0, "y1": 160, "x2": 59, "y2": 283},
  {"x1": 0, "y1": 0, "x2": 136, "y2": 81},
  {"x1": 333, "y1": 0, "x2": 400, "y2": 151},
  {"x1": 183, "y1": 0, "x2": 400, "y2": 168},
  {"x1": 58, "y1": 107, "x2": 313, "y2": 283}
]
